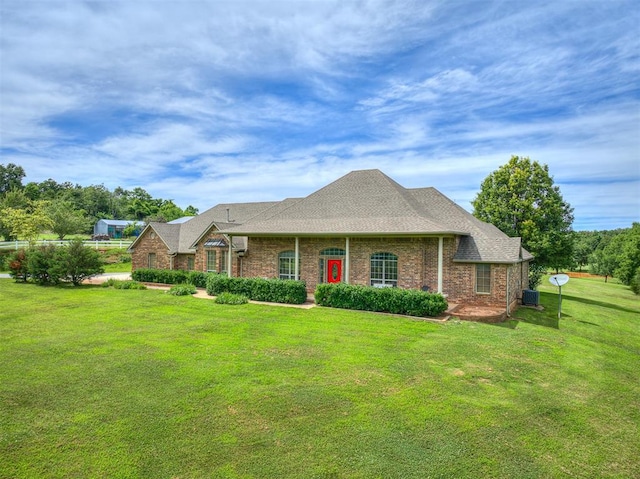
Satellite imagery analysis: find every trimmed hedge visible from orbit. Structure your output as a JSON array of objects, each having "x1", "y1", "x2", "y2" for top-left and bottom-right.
[
  {"x1": 206, "y1": 276, "x2": 307, "y2": 305},
  {"x1": 186, "y1": 271, "x2": 209, "y2": 288},
  {"x1": 314, "y1": 283, "x2": 448, "y2": 317},
  {"x1": 132, "y1": 268, "x2": 189, "y2": 284},
  {"x1": 131, "y1": 268, "x2": 213, "y2": 288}
]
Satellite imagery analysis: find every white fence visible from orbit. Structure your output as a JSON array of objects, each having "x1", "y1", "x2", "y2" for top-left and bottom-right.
[{"x1": 0, "y1": 240, "x2": 133, "y2": 250}]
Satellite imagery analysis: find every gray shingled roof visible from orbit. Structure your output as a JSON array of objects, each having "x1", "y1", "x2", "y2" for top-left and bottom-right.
[
  {"x1": 147, "y1": 222, "x2": 181, "y2": 252},
  {"x1": 220, "y1": 169, "x2": 532, "y2": 263},
  {"x1": 131, "y1": 169, "x2": 533, "y2": 264},
  {"x1": 221, "y1": 170, "x2": 467, "y2": 235},
  {"x1": 183, "y1": 202, "x2": 280, "y2": 252},
  {"x1": 129, "y1": 201, "x2": 280, "y2": 254}
]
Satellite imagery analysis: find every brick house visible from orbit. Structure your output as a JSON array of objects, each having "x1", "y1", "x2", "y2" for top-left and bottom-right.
[{"x1": 129, "y1": 169, "x2": 532, "y2": 312}]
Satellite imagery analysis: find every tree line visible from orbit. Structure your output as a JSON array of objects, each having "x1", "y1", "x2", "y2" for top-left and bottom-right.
[
  {"x1": 0, "y1": 163, "x2": 198, "y2": 241},
  {"x1": 3, "y1": 159, "x2": 638, "y2": 293},
  {"x1": 575, "y1": 225, "x2": 640, "y2": 291}
]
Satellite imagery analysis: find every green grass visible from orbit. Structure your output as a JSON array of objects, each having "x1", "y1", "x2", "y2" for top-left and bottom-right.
[
  {"x1": 102, "y1": 262, "x2": 132, "y2": 274},
  {"x1": 0, "y1": 277, "x2": 638, "y2": 478}
]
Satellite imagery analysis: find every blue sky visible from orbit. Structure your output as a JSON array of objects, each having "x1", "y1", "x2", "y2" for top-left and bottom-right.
[{"x1": 1, "y1": 0, "x2": 638, "y2": 231}]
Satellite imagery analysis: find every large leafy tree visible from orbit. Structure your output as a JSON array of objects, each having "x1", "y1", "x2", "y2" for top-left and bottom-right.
[
  {"x1": 613, "y1": 223, "x2": 640, "y2": 286},
  {"x1": 472, "y1": 156, "x2": 574, "y2": 270},
  {"x1": 46, "y1": 199, "x2": 89, "y2": 239},
  {"x1": 0, "y1": 200, "x2": 53, "y2": 244},
  {"x1": 0, "y1": 189, "x2": 30, "y2": 240},
  {"x1": 0, "y1": 163, "x2": 26, "y2": 195}
]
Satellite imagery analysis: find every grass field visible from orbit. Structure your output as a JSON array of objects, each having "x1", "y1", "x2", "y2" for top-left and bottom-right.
[{"x1": 0, "y1": 276, "x2": 638, "y2": 478}]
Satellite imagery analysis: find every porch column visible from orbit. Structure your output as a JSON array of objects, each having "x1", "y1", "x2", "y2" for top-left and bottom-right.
[
  {"x1": 345, "y1": 237, "x2": 350, "y2": 284},
  {"x1": 294, "y1": 237, "x2": 300, "y2": 281},
  {"x1": 228, "y1": 236, "x2": 233, "y2": 277},
  {"x1": 437, "y1": 236, "x2": 443, "y2": 294}
]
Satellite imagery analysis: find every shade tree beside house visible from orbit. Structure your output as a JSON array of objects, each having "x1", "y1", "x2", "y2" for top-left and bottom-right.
[{"x1": 129, "y1": 170, "x2": 533, "y2": 313}]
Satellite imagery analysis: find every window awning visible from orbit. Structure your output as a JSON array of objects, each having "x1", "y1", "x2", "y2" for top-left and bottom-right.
[{"x1": 203, "y1": 239, "x2": 228, "y2": 248}]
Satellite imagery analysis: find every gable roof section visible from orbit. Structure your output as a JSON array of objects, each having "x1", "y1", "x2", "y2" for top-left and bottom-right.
[
  {"x1": 454, "y1": 236, "x2": 525, "y2": 263},
  {"x1": 221, "y1": 170, "x2": 466, "y2": 236},
  {"x1": 184, "y1": 201, "x2": 281, "y2": 251},
  {"x1": 128, "y1": 222, "x2": 180, "y2": 253},
  {"x1": 127, "y1": 202, "x2": 280, "y2": 254}
]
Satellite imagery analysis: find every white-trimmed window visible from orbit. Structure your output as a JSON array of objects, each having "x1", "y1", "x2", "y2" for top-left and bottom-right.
[
  {"x1": 370, "y1": 252, "x2": 398, "y2": 287},
  {"x1": 148, "y1": 253, "x2": 156, "y2": 269},
  {"x1": 279, "y1": 251, "x2": 297, "y2": 280},
  {"x1": 206, "y1": 250, "x2": 217, "y2": 272},
  {"x1": 220, "y1": 250, "x2": 228, "y2": 274},
  {"x1": 187, "y1": 256, "x2": 195, "y2": 271},
  {"x1": 476, "y1": 264, "x2": 491, "y2": 294}
]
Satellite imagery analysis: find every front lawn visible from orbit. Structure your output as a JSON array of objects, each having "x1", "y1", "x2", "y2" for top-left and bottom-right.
[{"x1": 0, "y1": 277, "x2": 638, "y2": 478}]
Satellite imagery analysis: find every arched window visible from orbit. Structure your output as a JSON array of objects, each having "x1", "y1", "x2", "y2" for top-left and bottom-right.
[
  {"x1": 370, "y1": 252, "x2": 398, "y2": 287},
  {"x1": 279, "y1": 251, "x2": 298, "y2": 280}
]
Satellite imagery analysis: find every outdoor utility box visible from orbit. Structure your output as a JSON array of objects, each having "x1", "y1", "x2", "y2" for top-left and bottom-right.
[{"x1": 522, "y1": 289, "x2": 539, "y2": 306}]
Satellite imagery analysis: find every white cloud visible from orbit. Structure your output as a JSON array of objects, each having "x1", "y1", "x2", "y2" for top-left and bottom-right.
[{"x1": 1, "y1": 0, "x2": 638, "y2": 230}]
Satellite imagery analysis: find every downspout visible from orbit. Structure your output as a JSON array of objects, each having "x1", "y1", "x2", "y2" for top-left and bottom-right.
[
  {"x1": 506, "y1": 265, "x2": 511, "y2": 317},
  {"x1": 437, "y1": 236, "x2": 443, "y2": 294},
  {"x1": 295, "y1": 237, "x2": 300, "y2": 281},
  {"x1": 228, "y1": 235, "x2": 233, "y2": 277},
  {"x1": 345, "y1": 237, "x2": 350, "y2": 284}
]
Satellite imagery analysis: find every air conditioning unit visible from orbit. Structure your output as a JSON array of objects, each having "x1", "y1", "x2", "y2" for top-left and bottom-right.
[{"x1": 522, "y1": 289, "x2": 539, "y2": 306}]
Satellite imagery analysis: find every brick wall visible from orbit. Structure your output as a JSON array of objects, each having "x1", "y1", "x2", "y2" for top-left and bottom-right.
[
  {"x1": 132, "y1": 228, "x2": 528, "y2": 308},
  {"x1": 193, "y1": 226, "x2": 241, "y2": 276},
  {"x1": 131, "y1": 229, "x2": 171, "y2": 270},
  {"x1": 173, "y1": 253, "x2": 195, "y2": 271},
  {"x1": 240, "y1": 235, "x2": 517, "y2": 306}
]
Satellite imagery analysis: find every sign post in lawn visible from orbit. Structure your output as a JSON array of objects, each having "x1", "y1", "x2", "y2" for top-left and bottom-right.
[{"x1": 549, "y1": 274, "x2": 570, "y2": 320}]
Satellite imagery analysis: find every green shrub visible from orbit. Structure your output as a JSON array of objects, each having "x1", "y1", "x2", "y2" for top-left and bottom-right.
[
  {"x1": 167, "y1": 284, "x2": 197, "y2": 296},
  {"x1": 214, "y1": 292, "x2": 249, "y2": 305},
  {"x1": 206, "y1": 276, "x2": 307, "y2": 304},
  {"x1": 132, "y1": 268, "x2": 189, "y2": 284},
  {"x1": 8, "y1": 241, "x2": 104, "y2": 286},
  {"x1": 57, "y1": 239, "x2": 105, "y2": 285},
  {"x1": 314, "y1": 283, "x2": 448, "y2": 317},
  {"x1": 0, "y1": 249, "x2": 12, "y2": 271},
  {"x1": 27, "y1": 244, "x2": 65, "y2": 285},
  {"x1": 102, "y1": 279, "x2": 147, "y2": 290},
  {"x1": 186, "y1": 270, "x2": 209, "y2": 288},
  {"x1": 8, "y1": 249, "x2": 29, "y2": 282},
  {"x1": 528, "y1": 262, "x2": 546, "y2": 290}
]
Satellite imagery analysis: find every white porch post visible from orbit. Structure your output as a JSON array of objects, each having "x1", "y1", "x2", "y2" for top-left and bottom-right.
[
  {"x1": 345, "y1": 237, "x2": 350, "y2": 284},
  {"x1": 294, "y1": 237, "x2": 300, "y2": 281},
  {"x1": 228, "y1": 235, "x2": 233, "y2": 277},
  {"x1": 437, "y1": 236, "x2": 443, "y2": 294}
]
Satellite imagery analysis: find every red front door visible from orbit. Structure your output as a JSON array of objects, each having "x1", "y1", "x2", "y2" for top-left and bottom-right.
[{"x1": 327, "y1": 259, "x2": 342, "y2": 283}]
